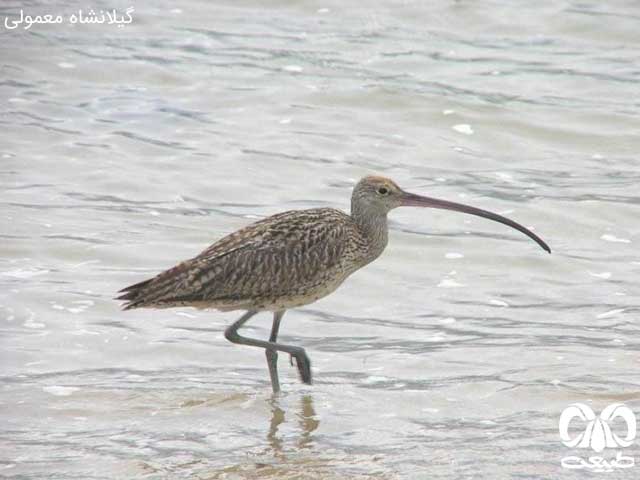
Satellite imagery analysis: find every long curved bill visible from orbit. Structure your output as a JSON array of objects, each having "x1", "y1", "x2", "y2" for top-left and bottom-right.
[{"x1": 401, "y1": 191, "x2": 551, "y2": 253}]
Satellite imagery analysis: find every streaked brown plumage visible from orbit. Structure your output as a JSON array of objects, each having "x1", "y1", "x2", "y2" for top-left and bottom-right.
[
  {"x1": 119, "y1": 209, "x2": 372, "y2": 312},
  {"x1": 118, "y1": 175, "x2": 550, "y2": 392}
]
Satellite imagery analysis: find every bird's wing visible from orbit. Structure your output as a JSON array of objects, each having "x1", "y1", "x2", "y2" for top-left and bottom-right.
[
  {"x1": 118, "y1": 208, "x2": 358, "y2": 309},
  {"x1": 191, "y1": 208, "x2": 355, "y2": 302}
]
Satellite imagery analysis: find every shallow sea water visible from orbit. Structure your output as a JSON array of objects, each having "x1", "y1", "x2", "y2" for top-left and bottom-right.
[{"x1": 1, "y1": 1, "x2": 640, "y2": 478}]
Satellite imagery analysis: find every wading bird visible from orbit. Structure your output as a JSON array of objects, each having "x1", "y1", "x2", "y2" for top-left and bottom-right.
[{"x1": 118, "y1": 176, "x2": 549, "y2": 392}]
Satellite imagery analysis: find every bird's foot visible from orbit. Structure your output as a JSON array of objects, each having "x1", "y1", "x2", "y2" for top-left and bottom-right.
[
  {"x1": 265, "y1": 349, "x2": 280, "y2": 393},
  {"x1": 292, "y1": 349, "x2": 312, "y2": 385}
]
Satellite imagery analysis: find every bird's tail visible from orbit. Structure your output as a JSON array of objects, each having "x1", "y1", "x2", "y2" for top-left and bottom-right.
[
  {"x1": 116, "y1": 260, "x2": 196, "y2": 310},
  {"x1": 116, "y1": 278, "x2": 154, "y2": 310}
]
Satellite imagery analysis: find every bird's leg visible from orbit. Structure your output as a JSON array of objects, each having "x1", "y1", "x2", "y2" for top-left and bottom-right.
[
  {"x1": 224, "y1": 310, "x2": 312, "y2": 387},
  {"x1": 266, "y1": 311, "x2": 284, "y2": 393}
]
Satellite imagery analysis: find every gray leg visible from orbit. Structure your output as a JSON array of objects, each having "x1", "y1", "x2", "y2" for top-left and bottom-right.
[
  {"x1": 266, "y1": 311, "x2": 284, "y2": 393},
  {"x1": 224, "y1": 310, "x2": 312, "y2": 388}
]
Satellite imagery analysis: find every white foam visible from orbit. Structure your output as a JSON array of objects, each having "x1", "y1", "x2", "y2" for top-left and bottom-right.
[
  {"x1": 363, "y1": 376, "x2": 389, "y2": 384},
  {"x1": 426, "y1": 335, "x2": 445, "y2": 342},
  {"x1": 2, "y1": 268, "x2": 49, "y2": 279},
  {"x1": 495, "y1": 172, "x2": 513, "y2": 182},
  {"x1": 70, "y1": 329, "x2": 100, "y2": 336},
  {"x1": 489, "y1": 299, "x2": 509, "y2": 307},
  {"x1": 437, "y1": 278, "x2": 465, "y2": 288},
  {"x1": 43, "y1": 386, "x2": 79, "y2": 396},
  {"x1": 452, "y1": 124, "x2": 474, "y2": 135},
  {"x1": 601, "y1": 234, "x2": 630, "y2": 243},
  {"x1": 596, "y1": 308, "x2": 625, "y2": 319}
]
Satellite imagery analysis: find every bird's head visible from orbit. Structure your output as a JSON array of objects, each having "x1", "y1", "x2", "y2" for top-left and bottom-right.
[
  {"x1": 352, "y1": 176, "x2": 405, "y2": 213},
  {"x1": 351, "y1": 175, "x2": 550, "y2": 253}
]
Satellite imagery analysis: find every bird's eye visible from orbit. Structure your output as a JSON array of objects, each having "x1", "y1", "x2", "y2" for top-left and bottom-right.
[{"x1": 377, "y1": 187, "x2": 389, "y2": 195}]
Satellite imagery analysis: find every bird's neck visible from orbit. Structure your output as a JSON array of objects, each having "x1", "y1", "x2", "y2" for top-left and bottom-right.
[{"x1": 351, "y1": 205, "x2": 389, "y2": 260}]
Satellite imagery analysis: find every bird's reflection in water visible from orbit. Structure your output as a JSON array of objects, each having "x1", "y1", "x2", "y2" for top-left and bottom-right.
[{"x1": 266, "y1": 394, "x2": 319, "y2": 459}]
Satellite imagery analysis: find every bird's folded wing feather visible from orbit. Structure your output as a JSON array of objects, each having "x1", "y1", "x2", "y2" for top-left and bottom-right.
[{"x1": 119, "y1": 208, "x2": 359, "y2": 308}]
